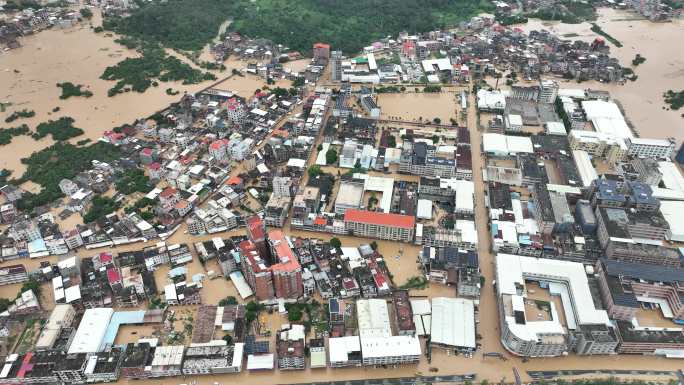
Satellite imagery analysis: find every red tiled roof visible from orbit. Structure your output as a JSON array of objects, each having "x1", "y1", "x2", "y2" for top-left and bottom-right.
[
  {"x1": 313, "y1": 217, "x2": 327, "y2": 226},
  {"x1": 159, "y1": 187, "x2": 178, "y2": 199},
  {"x1": 226, "y1": 176, "x2": 243, "y2": 185},
  {"x1": 246, "y1": 215, "x2": 265, "y2": 241},
  {"x1": 343, "y1": 209, "x2": 415, "y2": 229},
  {"x1": 99, "y1": 252, "x2": 113, "y2": 264},
  {"x1": 210, "y1": 139, "x2": 229, "y2": 150},
  {"x1": 148, "y1": 162, "x2": 161, "y2": 170},
  {"x1": 141, "y1": 148, "x2": 153, "y2": 155},
  {"x1": 107, "y1": 267, "x2": 121, "y2": 284},
  {"x1": 268, "y1": 229, "x2": 300, "y2": 273},
  {"x1": 313, "y1": 42, "x2": 330, "y2": 49}
]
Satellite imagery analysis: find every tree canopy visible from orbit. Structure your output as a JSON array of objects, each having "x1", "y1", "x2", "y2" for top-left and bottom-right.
[{"x1": 104, "y1": 0, "x2": 493, "y2": 54}]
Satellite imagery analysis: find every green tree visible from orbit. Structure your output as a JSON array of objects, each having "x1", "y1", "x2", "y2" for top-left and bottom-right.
[
  {"x1": 219, "y1": 296, "x2": 238, "y2": 306},
  {"x1": 387, "y1": 135, "x2": 396, "y2": 148},
  {"x1": 329, "y1": 237, "x2": 342, "y2": 249},
  {"x1": 80, "y1": 8, "x2": 93, "y2": 19},
  {"x1": 325, "y1": 148, "x2": 338, "y2": 165},
  {"x1": 307, "y1": 165, "x2": 322, "y2": 178}
]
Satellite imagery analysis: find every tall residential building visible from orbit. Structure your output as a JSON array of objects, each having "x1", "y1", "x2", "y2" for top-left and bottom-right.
[
  {"x1": 626, "y1": 137, "x2": 676, "y2": 159},
  {"x1": 312, "y1": 42, "x2": 330, "y2": 64},
  {"x1": 331, "y1": 51, "x2": 343, "y2": 82},
  {"x1": 240, "y1": 227, "x2": 303, "y2": 301},
  {"x1": 538, "y1": 79, "x2": 559, "y2": 104}
]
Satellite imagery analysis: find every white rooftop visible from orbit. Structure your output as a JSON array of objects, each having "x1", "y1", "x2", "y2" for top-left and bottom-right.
[
  {"x1": 356, "y1": 299, "x2": 391, "y2": 338},
  {"x1": 246, "y1": 354, "x2": 274, "y2": 370},
  {"x1": 572, "y1": 150, "x2": 598, "y2": 187},
  {"x1": 328, "y1": 336, "x2": 361, "y2": 364},
  {"x1": 360, "y1": 335, "x2": 421, "y2": 358},
  {"x1": 431, "y1": 297, "x2": 476, "y2": 349},
  {"x1": 421, "y1": 58, "x2": 452, "y2": 73},
  {"x1": 582, "y1": 100, "x2": 633, "y2": 139},
  {"x1": 416, "y1": 199, "x2": 433, "y2": 220},
  {"x1": 68, "y1": 308, "x2": 114, "y2": 354},
  {"x1": 496, "y1": 254, "x2": 610, "y2": 328},
  {"x1": 659, "y1": 161, "x2": 684, "y2": 193},
  {"x1": 659, "y1": 200, "x2": 684, "y2": 242},
  {"x1": 482, "y1": 133, "x2": 533, "y2": 155}
]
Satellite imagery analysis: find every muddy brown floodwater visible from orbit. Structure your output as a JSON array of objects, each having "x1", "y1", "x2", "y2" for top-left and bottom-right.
[
  {"x1": 378, "y1": 92, "x2": 459, "y2": 124},
  {"x1": 517, "y1": 8, "x2": 684, "y2": 142}
]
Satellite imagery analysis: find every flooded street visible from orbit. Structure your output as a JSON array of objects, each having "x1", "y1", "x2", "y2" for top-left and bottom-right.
[
  {"x1": 0, "y1": 6, "x2": 682, "y2": 385},
  {"x1": 518, "y1": 8, "x2": 684, "y2": 141}
]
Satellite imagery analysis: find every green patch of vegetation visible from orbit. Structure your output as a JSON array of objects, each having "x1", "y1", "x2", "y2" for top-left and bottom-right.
[
  {"x1": 307, "y1": 165, "x2": 322, "y2": 178},
  {"x1": 528, "y1": 1, "x2": 598, "y2": 24},
  {"x1": 115, "y1": 168, "x2": 152, "y2": 195},
  {"x1": 93, "y1": 26, "x2": 104, "y2": 33},
  {"x1": 18, "y1": 279, "x2": 42, "y2": 299},
  {"x1": 497, "y1": 14, "x2": 528, "y2": 26},
  {"x1": 83, "y1": 195, "x2": 120, "y2": 223},
  {"x1": 632, "y1": 54, "x2": 646, "y2": 66},
  {"x1": 33, "y1": 117, "x2": 84, "y2": 141},
  {"x1": 219, "y1": 296, "x2": 238, "y2": 306},
  {"x1": 375, "y1": 85, "x2": 402, "y2": 93},
  {"x1": 664, "y1": 90, "x2": 684, "y2": 110},
  {"x1": 590, "y1": 23, "x2": 623, "y2": 47},
  {"x1": 329, "y1": 237, "x2": 341, "y2": 250},
  {"x1": 76, "y1": 138, "x2": 92, "y2": 146},
  {"x1": 400, "y1": 276, "x2": 428, "y2": 290},
  {"x1": 79, "y1": 7, "x2": 93, "y2": 19},
  {"x1": 423, "y1": 85, "x2": 442, "y2": 93},
  {"x1": 101, "y1": 45, "x2": 216, "y2": 97},
  {"x1": 16, "y1": 142, "x2": 121, "y2": 212},
  {"x1": 0, "y1": 124, "x2": 30, "y2": 145},
  {"x1": 57, "y1": 82, "x2": 93, "y2": 99},
  {"x1": 104, "y1": 0, "x2": 493, "y2": 54},
  {"x1": 325, "y1": 148, "x2": 338, "y2": 165},
  {"x1": 387, "y1": 135, "x2": 396, "y2": 148},
  {"x1": 4, "y1": 109, "x2": 35, "y2": 123},
  {"x1": 0, "y1": 169, "x2": 11, "y2": 186},
  {"x1": 165, "y1": 88, "x2": 180, "y2": 95}
]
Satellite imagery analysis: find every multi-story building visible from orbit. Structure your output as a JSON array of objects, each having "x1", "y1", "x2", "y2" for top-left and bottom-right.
[
  {"x1": 595, "y1": 206, "x2": 678, "y2": 266},
  {"x1": 240, "y1": 228, "x2": 303, "y2": 302},
  {"x1": 356, "y1": 299, "x2": 422, "y2": 366},
  {"x1": 538, "y1": 79, "x2": 559, "y2": 104},
  {"x1": 596, "y1": 259, "x2": 684, "y2": 322},
  {"x1": 399, "y1": 141, "x2": 457, "y2": 178},
  {"x1": 331, "y1": 51, "x2": 343, "y2": 82},
  {"x1": 568, "y1": 130, "x2": 627, "y2": 165},
  {"x1": 276, "y1": 324, "x2": 305, "y2": 370},
  {"x1": 630, "y1": 157, "x2": 663, "y2": 186},
  {"x1": 224, "y1": 97, "x2": 246, "y2": 124},
  {"x1": 264, "y1": 196, "x2": 291, "y2": 228},
  {"x1": 269, "y1": 230, "x2": 303, "y2": 300},
  {"x1": 209, "y1": 139, "x2": 231, "y2": 163},
  {"x1": 182, "y1": 344, "x2": 244, "y2": 375},
  {"x1": 328, "y1": 336, "x2": 362, "y2": 367},
  {"x1": 626, "y1": 137, "x2": 675, "y2": 159},
  {"x1": 0, "y1": 264, "x2": 28, "y2": 286},
  {"x1": 83, "y1": 347, "x2": 125, "y2": 383},
  {"x1": 343, "y1": 209, "x2": 415, "y2": 243},
  {"x1": 313, "y1": 42, "x2": 330, "y2": 63},
  {"x1": 495, "y1": 254, "x2": 615, "y2": 357},
  {"x1": 272, "y1": 176, "x2": 293, "y2": 198}
]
